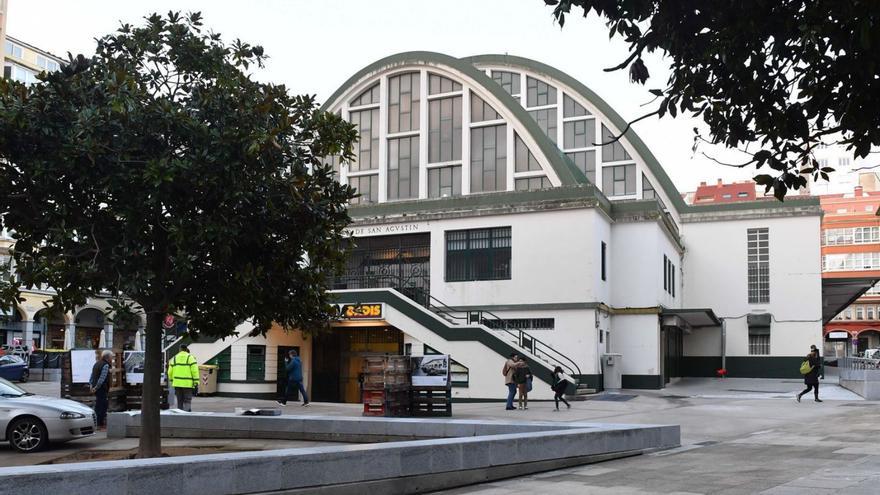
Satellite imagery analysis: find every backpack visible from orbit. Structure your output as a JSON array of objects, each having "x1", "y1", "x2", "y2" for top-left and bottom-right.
[{"x1": 799, "y1": 360, "x2": 813, "y2": 375}]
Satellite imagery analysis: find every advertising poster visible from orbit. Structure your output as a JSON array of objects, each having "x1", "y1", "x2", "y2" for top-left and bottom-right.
[
  {"x1": 410, "y1": 355, "x2": 449, "y2": 387},
  {"x1": 71, "y1": 349, "x2": 97, "y2": 383},
  {"x1": 124, "y1": 350, "x2": 146, "y2": 384}
]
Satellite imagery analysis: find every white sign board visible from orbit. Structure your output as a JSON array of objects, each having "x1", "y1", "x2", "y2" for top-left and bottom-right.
[
  {"x1": 411, "y1": 355, "x2": 449, "y2": 387},
  {"x1": 124, "y1": 351, "x2": 145, "y2": 384},
  {"x1": 827, "y1": 331, "x2": 849, "y2": 340},
  {"x1": 70, "y1": 349, "x2": 97, "y2": 384}
]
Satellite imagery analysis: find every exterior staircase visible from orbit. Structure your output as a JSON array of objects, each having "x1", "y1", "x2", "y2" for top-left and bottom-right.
[{"x1": 415, "y1": 290, "x2": 598, "y2": 398}]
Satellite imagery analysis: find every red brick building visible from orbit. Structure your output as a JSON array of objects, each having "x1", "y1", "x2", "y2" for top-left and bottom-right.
[{"x1": 822, "y1": 186, "x2": 880, "y2": 358}]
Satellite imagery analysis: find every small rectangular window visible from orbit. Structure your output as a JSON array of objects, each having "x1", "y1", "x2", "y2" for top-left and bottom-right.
[
  {"x1": 601, "y1": 241, "x2": 607, "y2": 281},
  {"x1": 856, "y1": 307, "x2": 864, "y2": 320},
  {"x1": 663, "y1": 255, "x2": 668, "y2": 292},
  {"x1": 246, "y1": 345, "x2": 266, "y2": 382},
  {"x1": 602, "y1": 164, "x2": 636, "y2": 196},
  {"x1": 671, "y1": 263, "x2": 675, "y2": 298},
  {"x1": 748, "y1": 334, "x2": 770, "y2": 355}
]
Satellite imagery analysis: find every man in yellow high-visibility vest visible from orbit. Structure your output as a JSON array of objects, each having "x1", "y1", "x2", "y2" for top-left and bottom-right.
[{"x1": 167, "y1": 344, "x2": 199, "y2": 411}]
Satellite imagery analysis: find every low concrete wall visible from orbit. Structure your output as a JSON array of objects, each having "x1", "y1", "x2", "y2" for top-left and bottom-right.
[
  {"x1": 839, "y1": 359, "x2": 880, "y2": 400},
  {"x1": 1, "y1": 413, "x2": 679, "y2": 495}
]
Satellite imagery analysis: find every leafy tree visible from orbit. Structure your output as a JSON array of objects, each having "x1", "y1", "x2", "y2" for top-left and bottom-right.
[
  {"x1": 0, "y1": 12, "x2": 355, "y2": 457},
  {"x1": 543, "y1": 0, "x2": 880, "y2": 199}
]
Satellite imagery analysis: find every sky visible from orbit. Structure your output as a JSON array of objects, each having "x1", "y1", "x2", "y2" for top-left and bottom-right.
[{"x1": 6, "y1": 0, "x2": 761, "y2": 193}]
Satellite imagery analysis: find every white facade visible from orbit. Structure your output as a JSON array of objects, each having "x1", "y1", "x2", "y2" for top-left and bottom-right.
[{"x1": 189, "y1": 52, "x2": 824, "y2": 401}]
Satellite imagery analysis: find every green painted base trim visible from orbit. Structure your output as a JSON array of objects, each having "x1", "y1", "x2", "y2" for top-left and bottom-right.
[
  {"x1": 681, "y1": 356, "x2": 724, "y2": 377},
  {"x1": 622, "y1": 374, "x2": 663, "y2": 390},
  {"x1": 725, "y1": 356, "x2": 806, "y2": 379},
  {"x1": 682, "y1": 356, "x2": 808, "y2": 379}
]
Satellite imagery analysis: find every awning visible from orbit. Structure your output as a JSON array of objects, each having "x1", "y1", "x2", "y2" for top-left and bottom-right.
[
  {"x1": 822, "y1": 277, "x2": 879, "y2": 324},
  {"x1": 661, "y1": 308, "x2": 721, "y2": 329}
]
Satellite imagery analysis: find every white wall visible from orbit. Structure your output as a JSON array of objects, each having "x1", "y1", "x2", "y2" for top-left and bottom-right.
[
  {"x1": 609, "y1": 313, "x2": 660, "y2": 376},
  {"x1": 682, "y1": 214, "x2": 822, "y2": 357},
  {"x1": 610, "y1": 222, "x2": 681, "y2": 309},
  {"x1": 426, "y1": 208, "x2": 609, "y2": 308}
]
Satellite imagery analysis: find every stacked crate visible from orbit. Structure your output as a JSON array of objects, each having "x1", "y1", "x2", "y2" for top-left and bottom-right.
[{"x1": 362, "y1": 356, "x2": 410, "y2": 417}]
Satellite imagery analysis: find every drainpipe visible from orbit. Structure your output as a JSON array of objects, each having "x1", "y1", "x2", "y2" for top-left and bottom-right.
[{"x1": 721, "y1": 318, "x2": 727, "y2": 372}]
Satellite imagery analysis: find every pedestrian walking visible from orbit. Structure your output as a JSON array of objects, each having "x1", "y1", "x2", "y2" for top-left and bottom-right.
[
  {"x1": 502, "y1": 353, "x2": 522, "y2": 411},
  {"x1": 797, "y1": 348, "x2": 823, "y2": 403},
  {"x1": 89, "y1": 350, "x2": 114, "y2": 430},
  {"x1": 167, "y1": 344, "x2": 199, "y2": 411},
  {"x1": 278, "y1": 349, "x2": 309, "y2": 406},
  {"x1": 515, "y1": 357, "x2": 532, "y2": 410},
  {"x1": 552, "y1": 366, "x2": 571, "y2": 411}
]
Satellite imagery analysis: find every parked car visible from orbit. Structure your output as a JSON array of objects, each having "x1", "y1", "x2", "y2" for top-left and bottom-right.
[
  {"x1": 0, "y1": 355, "x2": 28, "y2": 382},
  {"x1": 0, "y1": 344, "x2": 29, "y2": 359},
  {"x1": 863, "y1": 349, "x2": 880, "y2": 360},
  {"x1": 0, "y1": 377, "x2": 95, "y2": 452}
]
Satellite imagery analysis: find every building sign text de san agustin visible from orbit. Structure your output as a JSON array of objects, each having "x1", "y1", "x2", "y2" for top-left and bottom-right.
[{"x1": 345, "y1": 222, "x2": 428, "y2": 237}]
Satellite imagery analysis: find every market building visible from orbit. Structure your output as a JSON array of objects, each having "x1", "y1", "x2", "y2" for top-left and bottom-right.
[{"x1": 181, "y1": 52, "x2": 841, "y2": 401}]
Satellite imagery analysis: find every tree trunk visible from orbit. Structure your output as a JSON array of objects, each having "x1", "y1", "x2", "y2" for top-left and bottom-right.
[{"x1": 138, "y1": 311, "x2": 164, "y2": 458}]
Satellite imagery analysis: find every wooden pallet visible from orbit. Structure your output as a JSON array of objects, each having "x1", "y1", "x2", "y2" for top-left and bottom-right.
[{"x1": 409, "y1": 387, "x2": 452, "y2": 417}]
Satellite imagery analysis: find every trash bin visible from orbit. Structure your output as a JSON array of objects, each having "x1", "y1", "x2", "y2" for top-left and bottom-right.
[
  {"x1": 602, "y1": 353, "x2": 623, "y2": 392},
  {"x1": 198, "y1": 365, "x2": 219, "y2": 396}
]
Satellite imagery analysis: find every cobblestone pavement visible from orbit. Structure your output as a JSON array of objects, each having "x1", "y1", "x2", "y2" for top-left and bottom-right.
[{"x1": 7, "y1": 374, "x2": 880, "y2": 494}]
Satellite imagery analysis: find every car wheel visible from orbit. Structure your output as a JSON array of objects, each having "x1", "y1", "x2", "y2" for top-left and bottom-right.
[
  {"x1": 8, "y1": 417, "x2": 48, "y2": 453},
  {"x1": 18, "y1": 369, "x2": 29, "y2": 383}
]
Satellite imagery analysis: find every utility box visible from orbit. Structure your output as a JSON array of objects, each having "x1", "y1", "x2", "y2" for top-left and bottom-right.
[
  {"x1": 602, "y1": 353, "x2": 623, "y2": 392},
  {"x1": 198, "y1": 365, "x2": 219, "y2": 396}
]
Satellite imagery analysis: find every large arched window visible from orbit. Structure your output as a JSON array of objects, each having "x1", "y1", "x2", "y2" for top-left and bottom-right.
[{"x1": 327, "y1": 66, "x2": 559, "y2": 204}]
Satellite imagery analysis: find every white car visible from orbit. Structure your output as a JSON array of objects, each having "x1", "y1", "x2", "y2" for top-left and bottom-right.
[{"x1": 0, "y1": 378, "x2": 95, "y2": 452}]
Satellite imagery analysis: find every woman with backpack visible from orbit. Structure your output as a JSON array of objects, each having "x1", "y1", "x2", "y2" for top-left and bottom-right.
[
  {"x1": 551, "y1": 366, "x2": 571, "y2": 411},
  {"x1": 797, "y1": 348, "x2": 822, "y2": 403}
]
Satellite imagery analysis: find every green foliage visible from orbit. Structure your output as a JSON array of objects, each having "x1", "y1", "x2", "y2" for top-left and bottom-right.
[
  {"x1": 543, "y1": 0, "x2": 880, "y2": 200},
  {"x1": 0, "y1": 10, "x2": 356, "y2": 334}
]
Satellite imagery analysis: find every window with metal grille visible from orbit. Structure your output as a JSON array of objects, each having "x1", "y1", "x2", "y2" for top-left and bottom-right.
[
  {"x1": 445, "y1": 227, "x2": 511, "y2": 282},
  {"x1": 748, "y1": 334, "x2": 770, "y2": 355},
  {"x1": 747, "y1": 228, "x2": 770, "y2": 303},
  {"x1": 207, "y1": 347, "x2": 232, "y2": 382}
]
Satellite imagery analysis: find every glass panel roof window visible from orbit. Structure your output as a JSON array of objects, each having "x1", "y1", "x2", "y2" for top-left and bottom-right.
[
  {"x1": 350, "y1": 83, "x2": 380, "y2": 107},
  {"x1": 470, "y1": 92, "x2": 501, "y2": 123},
  {"x1": 563, "y1": 94, "x2": 590, "y2": 118},
  {"x1": 602, "y1": 164, "x2": 636, "y2": 196},
  {"x1": 514, "y1": 133, "x2": 543, "y2": 173},
  {"x1": 600, "y1": 124, "x2": 632, "y2": 162},
  {"x1": 428, "y1": 95, "x2": 462, "y2": 163},
  {"x1": 491, "y1": 70, "x2": 521, "y2": 98},
  {"x1": 388, "y1": 72, "x2": 420, "y2": 134},
  {"x1": 528, "y1": 108, "x2": 557, "y2": 144},
  {"x1": 428, "y1": 73, "x2": 462, "y2": 95},
  {"x1": 526, "y1": 76, "x2": 556, "y2": 107}
]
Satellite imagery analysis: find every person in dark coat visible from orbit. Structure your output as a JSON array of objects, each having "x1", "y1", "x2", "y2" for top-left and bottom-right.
[
  {"x1": 551, "y1": 366, "x2": 571, "y2": 411},
  {"x1": 797, "y1": 349, "x2": 822, "y2": 403}
]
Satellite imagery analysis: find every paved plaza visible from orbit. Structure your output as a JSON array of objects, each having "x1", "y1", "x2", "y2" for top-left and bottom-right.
[{"x1": 4, "y1": 373, "x2": 879, "y2": 494}]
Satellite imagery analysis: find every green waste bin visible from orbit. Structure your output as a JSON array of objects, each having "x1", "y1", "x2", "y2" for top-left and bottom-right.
[{"x1": 198, "y1": 365, "x2": 219, "y2": 396}]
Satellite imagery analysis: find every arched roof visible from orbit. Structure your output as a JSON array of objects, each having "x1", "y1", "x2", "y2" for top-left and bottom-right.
[
  {"x1": 464, "y1": 54, "x2": 689, "y2": 213},
  {"x1": 321, "y1": 51, "x2": 590, "y2": 188}
]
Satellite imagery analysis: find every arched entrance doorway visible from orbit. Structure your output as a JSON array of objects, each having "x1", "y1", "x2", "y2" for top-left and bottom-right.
[
  {"x1": 857, "y1": 329, "x2": 880, "y2": 356},
  {"x1": 34, "y1": 308, "x2": 68, "y2": 350},
  {"x1": 74, "y1": 308, "x2": 104, "y2": 349}
]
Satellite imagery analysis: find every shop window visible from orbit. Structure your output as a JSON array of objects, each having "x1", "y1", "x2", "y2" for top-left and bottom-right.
[
  {"x1": 445, "y1": 227, "x2": 511, "y2": 282},
  {"x1": 246, "y1": 345, "x2": 266, "y2": 382}
]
